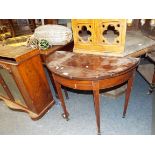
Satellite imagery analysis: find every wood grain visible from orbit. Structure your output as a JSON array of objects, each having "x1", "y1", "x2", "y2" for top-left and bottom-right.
[
  {"x1": 47, "y1": 51, "x2": 139, "y2": 134},
  {"x1": 72, "y1": 19, "x2": 127, "y2": 54},
  {"x1": 0, "y1": 46, "x2": 54, "y2": 119}
]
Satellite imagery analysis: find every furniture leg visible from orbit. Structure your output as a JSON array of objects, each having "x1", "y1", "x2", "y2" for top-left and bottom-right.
[
  {"x1": 64, "y1": 89, "x2": 69, "y2": 99},
  {"x1": 148, "y1": 66, "x2": 155, "y2": 94},
  {"x1": 152, "y1": 61, "x2": 155, "y2": 84},
  {"x1": 93, "y1": 82, "x2": 101, "y2": 135},
  {"x1": 47, "y1": 69, "x2": 59, "y2": 98},
  {"x1": 54, "y1": 79, "x2": 69, "y2": 121},
  {"x1": 123, "y1": 73, "x2": 134, "y2": 118},
  {"x1": 47, "y1": 69, "x2": 69, "y2": 99}
]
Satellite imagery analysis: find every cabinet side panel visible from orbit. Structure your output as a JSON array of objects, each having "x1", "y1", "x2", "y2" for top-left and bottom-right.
[
  {"x1": 10, "y1": 65, "x2": 36, "y2": 112},
  {"x1": 17, "y1": 55, "x2": 53, "y2": 114}
]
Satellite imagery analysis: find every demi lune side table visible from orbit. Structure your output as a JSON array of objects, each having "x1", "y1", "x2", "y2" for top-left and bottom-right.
[{"x1": 47, "y1": 51, "x2": 139, "y2": 134}]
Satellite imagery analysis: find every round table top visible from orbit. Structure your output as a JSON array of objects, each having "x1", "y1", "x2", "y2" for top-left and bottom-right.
[{"x1": 47, "y1": 51, "x2": 139, "y2": 80}]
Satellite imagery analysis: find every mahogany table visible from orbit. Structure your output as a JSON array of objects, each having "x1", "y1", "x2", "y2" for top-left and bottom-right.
[{"x1": 47, "y1": 51, "x2": 139, "y2": 134}]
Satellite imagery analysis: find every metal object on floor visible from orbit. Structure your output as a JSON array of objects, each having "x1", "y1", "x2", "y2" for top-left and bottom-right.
[{"x1": 137, "y1": 51, "x2": 155, "y2": 94}]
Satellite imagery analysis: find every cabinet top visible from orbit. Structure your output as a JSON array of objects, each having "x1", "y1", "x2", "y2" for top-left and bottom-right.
[{"x1": 0, "y1": 46, "x2": 39, "y2": 62}]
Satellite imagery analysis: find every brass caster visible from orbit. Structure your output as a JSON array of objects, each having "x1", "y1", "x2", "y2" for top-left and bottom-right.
[
  {"x1": 122, "y1": 111, "x2": 126, "y2": 118},
  {"x1": 97, "y1": 132, "x2": 101, "y2": 135},
  {"x1": 122, "y1": 115, "x2": 126, "y2": 118},
  {"x1": 61, "y1": 113, "x2": 69, "y2": 121},
  {"x1": 66, "y1": 118, "x2": 69, "y2": 121},
  {"x1": 147, "y1": 90, "x2": 152, "y2": 95},
  {"x1": 147, "y1": 87, "x2": 154, "y2": 95}
]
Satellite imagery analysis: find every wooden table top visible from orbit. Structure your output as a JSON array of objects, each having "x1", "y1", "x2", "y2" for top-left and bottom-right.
[
  {"x1": 47, "y1": 51, "x2": 139, "y2": 80},
  {"x1": 0, "y1": 46, "x2": 39, "y2": 63},
  {"x1": 38, "y1": 31, "x2": 155, "y2": 58},
  {"x1": 0, "y1": 46, "x2": 32, "y2": 58},
  {"x1": 124, "y1": 31, "x2": 155, "y2": 57},
  {"x1": 0, "y1": 30, "x2": 153, "y2": 63}
]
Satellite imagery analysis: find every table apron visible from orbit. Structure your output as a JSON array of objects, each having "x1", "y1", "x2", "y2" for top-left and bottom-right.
[{"x1": 52, "y1": 70, "x2": 135, "y2": 91}]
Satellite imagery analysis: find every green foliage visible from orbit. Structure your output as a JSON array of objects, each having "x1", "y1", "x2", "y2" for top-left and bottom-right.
[{"x1": 39, "y1": 39, "x2": 50, "y2": 50}]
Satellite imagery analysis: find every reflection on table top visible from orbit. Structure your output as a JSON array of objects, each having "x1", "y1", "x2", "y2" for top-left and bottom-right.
[
  {"x1": 47, "y1": 51, "x2": 139, "y2": 80},
  {"x1": 124, "y1": 31, "x2": 155, "y2": 57}
]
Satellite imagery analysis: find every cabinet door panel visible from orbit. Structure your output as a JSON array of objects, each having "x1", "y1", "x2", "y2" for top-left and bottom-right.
[
  {"x1": 0, "y1": 68, "x2": 26, "y2": 106},
  {"x1": 0, "y1": 85, "x2": 8, "y2": 97}
]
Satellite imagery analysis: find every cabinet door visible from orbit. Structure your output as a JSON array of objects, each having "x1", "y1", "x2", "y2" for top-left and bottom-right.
[{"x1": 0, "y1": 68, "x2": 26, "y2": 106}]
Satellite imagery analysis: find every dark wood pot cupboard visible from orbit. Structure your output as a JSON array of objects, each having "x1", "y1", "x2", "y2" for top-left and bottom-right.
[{"x1": 0, "y1": 46, "x2": 54, "y2": 120}]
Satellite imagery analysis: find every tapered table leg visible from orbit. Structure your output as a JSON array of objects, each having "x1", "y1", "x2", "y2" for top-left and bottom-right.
[
  {"x1": 47, "y1": 69, "x2": 69, "y2": 99},
  {"x1": 64, "y1": 89, "x2": 69, "y2": 99},
  {"x1": 47, "y1": 69, "x2": 59, "y2": 98},
  {"x1": 93, "y1": 82, "x2": 101, "y2": 135},
  {"x1": 123, "y1": 72, "x2": 134, "y2": 118},
  {"x1": 152, "y1": 65, "x2": 155, "y2": 84},
  {"x1": 54, "y1": 79, "x2": 69, "y2": 121}
]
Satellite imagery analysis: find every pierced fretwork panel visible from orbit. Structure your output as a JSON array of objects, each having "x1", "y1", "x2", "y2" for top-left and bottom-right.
[
  {"x1": 101, "y1": 23, "x2": 120, "y2": 44},
  {"x1": 72, "y1": 19, "x2": 127, "y2": 55},
  {"x1": 72, "y1": 20, "x2": 95, "y2": 45},
  {"x1": 78, "y1": 25, "x2": 92, "y2": 42}
]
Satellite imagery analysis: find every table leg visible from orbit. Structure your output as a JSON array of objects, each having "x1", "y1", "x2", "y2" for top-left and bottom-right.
[
  {"x1": 47, "y1": 69, "x2": 69, "y2": 99},
  {"x1": 93, "y1": 82, "x2": 101, "y2": 135},
  {"x1": 150, "y1": 65, "x2": 155, "y2": 92},
  {"x1": 152, "y1": 65, "x2": 155, "y2": 84},
  {"x1": 147, "y1": 64, "x2": 155, "y2": 94},
  {"x1": 54, "y1": 80, "x2": 69, "y2": 121},
  {"x1": 123, "y1": 73, "x2": 134, "y2": 118},
  {"x1": 64, "y1": 89, "x2": 69, "y2": 99}
]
